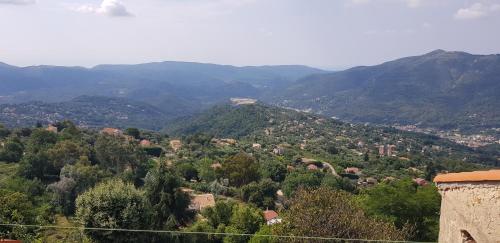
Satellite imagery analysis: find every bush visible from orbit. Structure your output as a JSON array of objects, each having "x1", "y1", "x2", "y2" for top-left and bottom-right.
[
  {"x1": 76, "y1": 179, "x2": 149, "y2": 243},
  {"x1": 273, "y1": 187, "x2": 411, "y2": 242}
]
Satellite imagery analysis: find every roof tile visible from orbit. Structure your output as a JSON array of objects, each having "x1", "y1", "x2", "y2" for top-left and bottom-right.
[{"x1": 433, "y1": 170, "x2": 500, "y2": 183}]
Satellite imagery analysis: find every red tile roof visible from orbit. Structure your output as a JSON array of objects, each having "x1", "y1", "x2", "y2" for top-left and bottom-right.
[
  {"x1": 434, "y1": 170, "x2": 500, "y2": 183},
  {"x1": 263, "y1": 210, "x2": 279, "y2": 221},
  {"x1": 140, "y1": 139, "x2": 152, "y2": 146}
]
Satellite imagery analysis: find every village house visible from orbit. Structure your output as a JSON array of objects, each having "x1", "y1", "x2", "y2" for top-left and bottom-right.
[
  {"x1": 212, "y1": 138, "x2": 237, "y2": 147},
  {"x1": 252, "y1": 143, "x2": 261, "y2": 149},
  {"x1": 387, "y1": 145, "x2": 397, "y2": 156},
  {"x1": 344, "y1": 167, "x2": 361, "y2": 175},
  {"x1": 169, "y1": 139, "x2": 182, "y2": 152},
  {"x1": 46, "y1": 124, "x2": 58, "y2": 133},
  {"x1": 273, "y1": 146, "x2": 284, "y2": 155},
  {"x1": 101, "y1": 127, "x2": 123, "y2": 136},
  {"x1": 276, "y1": 190, "x2": 285, "y2": 201},
  {"x1": 210, "y1": 162, "x2": 222, "y2": 169},
  {"x1": 434, "y1": 170, "x2": 500, "y2": 243},
  {"x1": 188, "y1": 193, "x2": 216, "y2": 212},
  {"x1": 378, "y1": 144, "x2": 397, "y2": 156},
  {"x1": 299, "y1": 143, "x2": 306, "y2": 150},
  {"x1": 378, "y1": 145, "x2": 385, "y2": 156},
  {"x1": 139, "y1": 139, "x2": 152, "y2": 147},
  {"x1": 263, "y1": 210, "x2": 282, "y2": 225},
  {"x1": 357, "y1": 141, "x2": 364, "y2": 148}
]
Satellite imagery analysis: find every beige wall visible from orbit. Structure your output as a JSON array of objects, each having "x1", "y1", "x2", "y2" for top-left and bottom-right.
[{"x1": 437, "y1": 182, "x2": 500, "y2": 243}]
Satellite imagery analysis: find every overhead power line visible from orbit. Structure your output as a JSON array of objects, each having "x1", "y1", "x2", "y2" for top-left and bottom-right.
[{"x1": 0, "y1": 223, "x2": 434, "y2": 243}]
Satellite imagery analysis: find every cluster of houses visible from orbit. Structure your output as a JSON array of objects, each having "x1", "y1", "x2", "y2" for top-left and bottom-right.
[
  {"x1": 378, "y1": 144, "x2": 397, "y2": 156},
  {"x1": 100, "y1": 127, "x2": 155, "y2": 148},
  {"x1": 182, "y1": 188, "x2": 282, "y2": 226}
]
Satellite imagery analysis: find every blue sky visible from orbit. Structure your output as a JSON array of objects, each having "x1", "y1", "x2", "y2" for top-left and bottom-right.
[{"x1": 1, "y1": 0, "x2": 499, "y2": 69}]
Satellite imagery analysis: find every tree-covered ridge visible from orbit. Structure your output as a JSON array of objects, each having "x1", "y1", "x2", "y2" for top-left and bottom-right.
[
  {"x1": 164, "y1": 102, "x2": 311, "y2": 138},
  {"x1": 0, "y1": 96, "x2": 169, "y2": 130},
  {"x1": 274, "y1": 50, "x2": 500, "y2": 132},
  {"x1": 165, "y1": 102, "x2": 498, "y2": 167}
]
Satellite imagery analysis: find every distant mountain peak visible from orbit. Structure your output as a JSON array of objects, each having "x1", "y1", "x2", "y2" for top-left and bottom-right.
[{"x1": 426, "y1": 49, "x2": 447, "y2": 55}]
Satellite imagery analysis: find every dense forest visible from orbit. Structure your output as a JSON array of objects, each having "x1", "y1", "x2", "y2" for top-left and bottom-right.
[{"x1": 0, "y1": 103, "x2": 496, "y2": 242}]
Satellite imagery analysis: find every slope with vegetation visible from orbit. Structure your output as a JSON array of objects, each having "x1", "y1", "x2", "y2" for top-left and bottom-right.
[
  {"x1": 0, "y1": 101, "x2": 497, "y2": 243},
  {"x1": 0, "y1": 96, "x2": 169, "y2": 130},
  {"x1": 275, "y1": 50, "x2": 500, "y2": 132}
]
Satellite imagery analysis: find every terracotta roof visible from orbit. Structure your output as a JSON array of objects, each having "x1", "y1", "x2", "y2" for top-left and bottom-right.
[
  {"x1": 263, "y1": 210, "x2": 279, "y2": 221},
  {"x1": 434, "y1": 170, "x2": 500, "y2": 183},
  {"x1": 140, "y1": 139, "x2": 152, "y2": 146},
  {"x1": 344, "y1": 167, "x2": 360, "y2": 174}
]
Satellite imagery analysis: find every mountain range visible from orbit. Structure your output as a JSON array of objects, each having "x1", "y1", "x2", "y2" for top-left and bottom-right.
[
  {"x1": 1, "y1": 50, "x2": 499, "y2": 133},
  {"x1": 0, "y1": 61, "x2": 324, "y2": 116},
  {"x1": 274, "y1": 50, "x2": 500, "y2": 132}
]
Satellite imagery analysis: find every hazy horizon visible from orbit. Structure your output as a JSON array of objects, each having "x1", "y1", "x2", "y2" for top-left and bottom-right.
[{"x1": 1, "y1": 0, "x2": 500, "y2": 69}]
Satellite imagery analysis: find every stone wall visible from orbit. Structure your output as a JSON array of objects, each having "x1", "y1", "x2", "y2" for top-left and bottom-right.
[{"x1": 436, "y1": 181, "x2": 500, "y2": 243}]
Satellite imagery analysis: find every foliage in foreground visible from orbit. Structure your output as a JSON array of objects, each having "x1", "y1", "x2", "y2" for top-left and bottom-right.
[
  {"x1": 359, "y1": 179, "x2": 441, "y2": 241},
  {"x1": 273, "y1": 187, "x2": 412, "y2": 242},
  {"x1": 75, "y1": 179, "x2": 150, "y2": 243}
]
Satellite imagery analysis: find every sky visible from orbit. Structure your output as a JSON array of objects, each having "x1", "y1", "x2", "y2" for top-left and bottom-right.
[{"x1": 1, "y1": 0, "x2": 500, "y2": 69}]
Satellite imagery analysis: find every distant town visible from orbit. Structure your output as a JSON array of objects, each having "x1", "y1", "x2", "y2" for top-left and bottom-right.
[{"x1": 394, "y1": 125, "x2": 499, "y2": 148}]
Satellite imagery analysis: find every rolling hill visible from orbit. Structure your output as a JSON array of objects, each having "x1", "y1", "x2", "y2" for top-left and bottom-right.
[
  {"x1": 0, "y1": 96, "x2": 168, "y2": 130},
  {"x1": 0, "y1": 61, "x2": 325, "y2": 116},
  {"x1": 164, "y1": 101, "x2": 313, "y2": 137},
  {"x1": 164, "y1": 100, "x2": 499, "y2": 166}
]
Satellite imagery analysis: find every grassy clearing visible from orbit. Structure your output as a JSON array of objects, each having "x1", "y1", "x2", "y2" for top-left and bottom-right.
[{"x1": 0, "y1": 162, "x2": 18, "y2": 184}]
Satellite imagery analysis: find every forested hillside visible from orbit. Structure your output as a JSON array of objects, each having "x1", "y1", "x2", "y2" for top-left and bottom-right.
[
  {"x1": 0, "y1": 96, "x2": 169, "y2": 130},
  {"x1": 275, "y1": 50, "x2": 500, "y2": 132}
]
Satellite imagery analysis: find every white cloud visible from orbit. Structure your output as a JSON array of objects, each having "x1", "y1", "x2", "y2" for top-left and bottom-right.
[
  {"x1": 0, "y1": 0, "x2": 35, "y2": 5},
  {"x1": 454, "y1": 3, "x2": 487, "y2": 19},
  {"x1": 454, "y1": 1, "x2": 500, "y2": 20},
  {"x1": 73, "y1": 0, "x2": 133, "y2": 17}
]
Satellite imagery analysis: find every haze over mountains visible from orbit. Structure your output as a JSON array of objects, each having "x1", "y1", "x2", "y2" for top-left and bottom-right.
[
  {"x1": 0, "y1": 61, "x2": 324, "y2": 116},
  {"x1": 276, "y1": 50, "x2": 500, "y2": 132},
  {"x1": 1, "y1": 50, "x2": 499, "y2": 133}
]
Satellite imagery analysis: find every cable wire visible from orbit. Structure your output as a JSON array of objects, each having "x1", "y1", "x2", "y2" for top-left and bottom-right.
[{"x1": 0, "y1": 223, "x2": 434, "y2": 243}]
